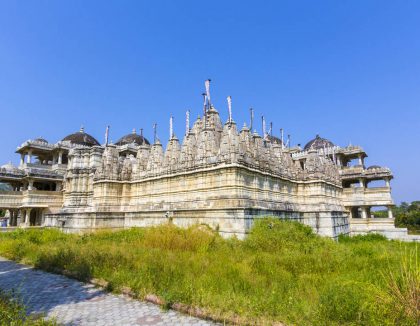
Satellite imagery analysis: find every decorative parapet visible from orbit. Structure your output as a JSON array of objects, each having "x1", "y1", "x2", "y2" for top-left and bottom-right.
[
  {"x1": 16, "y1": 139, "x2": 100, "y2": 153},
  {"x1": 0, "y1": 168, "x2": 25, "y2": 179},
  {"x1": 340, "y1": 166, "x2": 392, "y2": 180},
  {"x1": 292, "y1": 145, "x2": 342, "y2": 159},
  {"x1": 342, "y1": 187, "x2": 394, "y2": 206}
]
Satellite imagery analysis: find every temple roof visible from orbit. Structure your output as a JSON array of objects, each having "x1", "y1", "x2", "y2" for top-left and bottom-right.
[
  {"x1": 304, "y1": 135, "x2": 334, "y2": 151},
  {"x1": 115, "y1": 130, "x2": 150, "y2": 146},
  {"x1": 62, "y1": 127, "x2": 100, "y2": 147}
]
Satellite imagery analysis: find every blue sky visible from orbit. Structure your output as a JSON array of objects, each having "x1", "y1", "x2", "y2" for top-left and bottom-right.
[{"x1": 0, "y1": 1, "x2": 419, "y2": 203}]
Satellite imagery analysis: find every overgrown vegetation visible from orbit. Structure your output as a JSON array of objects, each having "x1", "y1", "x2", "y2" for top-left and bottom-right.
[
  {"x1": 0, "y1": 220, "x2": 418, "y2": 325},
  {"x1": 373, "y1": 201, "x2": 420, "y2": 234},
  {"x1": 0, "y1": 290, "x2": 56, "y2": 325}
]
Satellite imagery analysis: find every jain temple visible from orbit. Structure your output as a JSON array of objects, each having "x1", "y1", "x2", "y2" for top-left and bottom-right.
[{"x1": 0, "y1": 81, "x2": 417, "y2": 241}]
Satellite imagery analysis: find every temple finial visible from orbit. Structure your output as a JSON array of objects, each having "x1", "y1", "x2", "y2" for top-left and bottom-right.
[
  {"x1": 227, "y1": 96, "x2": 232, "y2": 124},
  {"x1": 261, "y1": 116, "x2": 266, "y2": 137},
  {"x1": 80, "y1": 125, "x2": 84, "y2": 133},
  {"x1": 205, "y1": 79, "x2": 211, "y2": 108},
  {"x1": 140, "y1": 128, "x2": 143, "y2": 137},
  {"x1": 202, "y1": 92, "x2": 207, "y2": 128},
  {"x1": 169, "y1": 115, "x2": 174, "y2": 139},
  {"x1": 153, "y1": 123, "x2": 157, "y2": 143},
  {"x1": 250, "y1": 108, "x2": 254, "y2": 130},
  {"x1": 186, "y1": 109, "x2": 190, "y2": 135},
  {"x1": 105, "y1": 125, "x2": 110, "y2": 146},
  {"x1": 280, "y1": 128, "x2": 284, "y2": 149},
  {"x1": 132, "y1": 128, "x2": 136, "y2": 134}
]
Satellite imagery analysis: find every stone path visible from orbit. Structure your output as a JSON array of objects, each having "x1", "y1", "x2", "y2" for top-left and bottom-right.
[{"x1": 0, "y1": 257, "x2": 218, "y2": 325}]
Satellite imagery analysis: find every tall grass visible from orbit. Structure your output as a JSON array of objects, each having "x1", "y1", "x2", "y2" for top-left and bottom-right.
[
  {"x1": 0, "y1": 219, "x2": 418, "y2": 325},
  {"x1": 0, "y1": 290, "x2": 56, "y2": 326}
]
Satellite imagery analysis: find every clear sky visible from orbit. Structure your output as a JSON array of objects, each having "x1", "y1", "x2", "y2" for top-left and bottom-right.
[{"x1": 0, "y1": 1, "x2": 419, "y2": 203}]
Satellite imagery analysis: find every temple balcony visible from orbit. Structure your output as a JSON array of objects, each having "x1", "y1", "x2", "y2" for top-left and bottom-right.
[
  {"x1": 340, "y1": 166, "x2": 392, "y2": 181},
  {"x1": 0, "y1": 190, "x2": 63, "y2": 210},
  {"x1": 0, "y1": 190, "x2": 23, "y2": 208},
  {"x1": 342, "y1": 187, "x2": 394, "y2": 207}
]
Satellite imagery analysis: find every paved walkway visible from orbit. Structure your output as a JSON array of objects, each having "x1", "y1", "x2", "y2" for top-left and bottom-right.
[{"x1": 0, "y1": 257, "x2": 218, "y2": 326}]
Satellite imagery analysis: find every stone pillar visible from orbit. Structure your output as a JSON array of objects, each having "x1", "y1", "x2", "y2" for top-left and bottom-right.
[
  {"x1": 336, "y1": 156, "x2": 342, "y2": 167},
  {"x1": 359, "y1": 178, "x2": 364, "y2": 188},
  {"x1": 27, "y1": 150, "x2": 32, "y2": 164},
  {"x1": 58, "y1": 151, "x2": 63, "y2": 164},
  {"x1": 28, "y1": 180, "x2": 34, "y2": 191},
  {"x1": 11, "y1": 210, "x2": 17, "y2": 226},
  {"x1": 349, "y1": 208, "x2": 353, "y2": 219},
  {"x1": 358, "y1": 154, "x2": 364, "y2": 166},
  {"x1": 361, "y1": 207, "x2": 367, "y2": 219},
  {"x1": 20, "y1": 153, "x2": 25, "y2": 166},
  {"x1": 385, "y1": 178, "x2": 391, "y2": 188},
  {"x1": 23, "y1": 208, "x2": 31, "y2": 227},
  {"x1": 55, "y1": 182, "x2": 62, "y2": 191},
  {"x1": 387, "y1": 207, "x2": 394, "y2": 219}
]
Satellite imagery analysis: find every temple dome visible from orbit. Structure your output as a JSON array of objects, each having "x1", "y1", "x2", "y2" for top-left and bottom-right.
[
  {"x1": 34, "y1": 137, "x2": 48, "y2": 143},
  {"x1": 267, "y1": 135, "x2": 284, "y2": 146},
  {"x1": 115, "y1": 129, "x2": 150, "y2": 146},
  {"x1": 304, "y1": 135, "x2": 334, "y2": 151},
  {"x1": 1, "y1": 162, "x2": 21, "y2": 173},
  {"x1": 62, "y1": 127, "x2": 100, "y2": 147},
  {"x1": 1, "y1": 162, "x2": 16, "y2": 169}
]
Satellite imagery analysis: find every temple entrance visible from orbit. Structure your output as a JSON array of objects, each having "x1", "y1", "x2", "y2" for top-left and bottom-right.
[{"x1": 29, "y1": 209, "x2": 43, "y2": 226}]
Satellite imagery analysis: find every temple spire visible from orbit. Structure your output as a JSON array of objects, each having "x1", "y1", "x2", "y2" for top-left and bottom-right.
[
  {"x1": 270, "y1": 122, "x2": 273, "y2": 138},
  {"x1": 227, "y1": 96, "x2": 232, "y2": 124}
]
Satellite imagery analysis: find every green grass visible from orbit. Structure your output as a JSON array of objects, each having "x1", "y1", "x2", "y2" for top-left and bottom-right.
[
  {"x1": 0, "y1": 290, "x2": 56, "y2": 326},
  {"x1": 0, "y1": 219, "x2": 418, "y2": 325}
]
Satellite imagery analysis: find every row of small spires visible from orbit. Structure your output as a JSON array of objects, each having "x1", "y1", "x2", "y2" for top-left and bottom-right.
[
  {"x1": 100, "y1": 114, "x2": 293, "y2": 149},
  {"x1": 78, "y1": 79, "x2": 294, "y2": 148}
]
